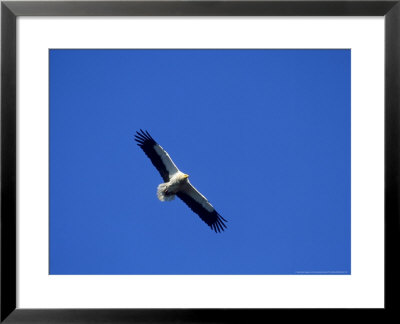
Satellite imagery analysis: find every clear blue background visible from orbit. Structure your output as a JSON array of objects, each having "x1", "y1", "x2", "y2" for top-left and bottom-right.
[{"x1": 49, "y1": 49, "x2": 351, "y2": 275}]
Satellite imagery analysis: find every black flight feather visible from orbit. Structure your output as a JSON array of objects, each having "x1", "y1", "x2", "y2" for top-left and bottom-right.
[
  {"x1": 176, "y1": 191, "x2": 227, "y2": 233},
  {"x1": 134, "y1": 129, "x2": 170, "y2": 182}
]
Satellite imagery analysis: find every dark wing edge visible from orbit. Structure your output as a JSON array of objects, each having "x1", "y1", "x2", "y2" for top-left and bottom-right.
[
  {"x1": 134, "y1": 129, "x2": 169, "y2": 182},
  {"x1": 176, "y1": 191, "x2": 227, "y2": 233}
]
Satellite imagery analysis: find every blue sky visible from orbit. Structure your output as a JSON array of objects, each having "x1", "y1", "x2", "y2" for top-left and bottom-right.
[{"x1": 49, "y1": 49, "x2": 350, "y2": 275}]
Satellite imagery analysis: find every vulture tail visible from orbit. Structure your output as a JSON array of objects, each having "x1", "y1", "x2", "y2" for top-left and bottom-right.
[{"x1": 157, "y1": 183, "x2": 175, "y2": 202}]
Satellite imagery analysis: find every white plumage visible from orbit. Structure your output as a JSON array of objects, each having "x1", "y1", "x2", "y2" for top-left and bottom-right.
[{"x1": 156, "y1": 172, "x2": 187, "y2": 202}]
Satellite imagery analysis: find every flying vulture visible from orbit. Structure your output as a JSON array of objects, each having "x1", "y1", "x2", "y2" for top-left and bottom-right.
[{"x1": 134, "y1": 129, "x2": 227, "y2": 233}]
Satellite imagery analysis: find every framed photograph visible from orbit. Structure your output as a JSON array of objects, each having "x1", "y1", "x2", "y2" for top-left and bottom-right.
[{"x1": 1, "y1": 0, "x2": 399, "y2": 322}]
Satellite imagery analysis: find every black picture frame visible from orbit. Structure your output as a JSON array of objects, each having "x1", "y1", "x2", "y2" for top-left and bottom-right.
[{"x1": 1, "y1": 0, "x2": 399, "y2": 322}]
